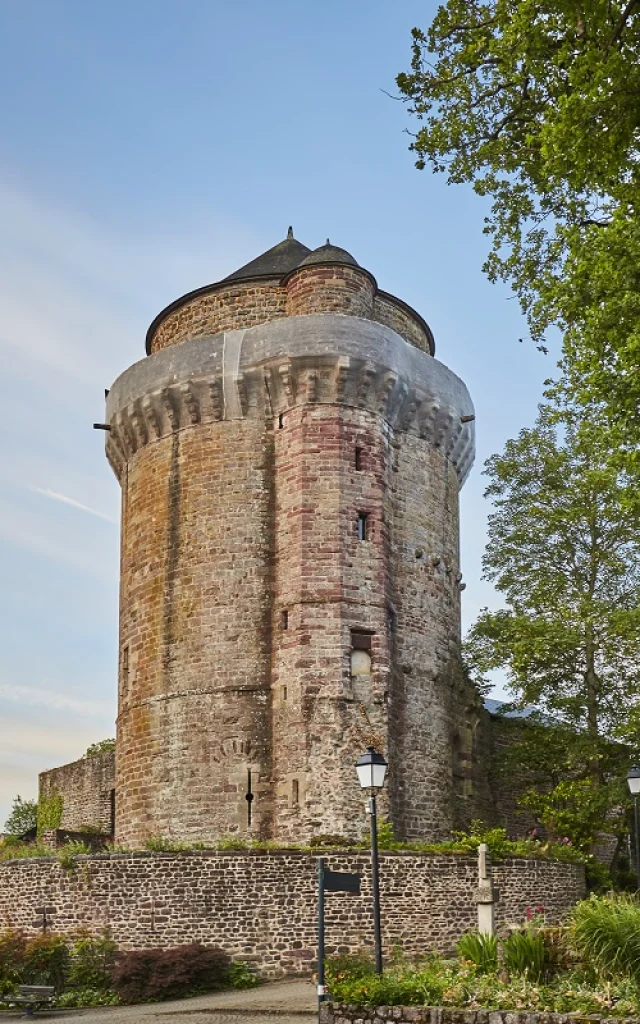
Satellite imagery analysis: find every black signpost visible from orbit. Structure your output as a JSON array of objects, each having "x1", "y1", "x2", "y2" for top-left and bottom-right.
[{"x1": 317, "y1": 858, "x2": 361, "y2": 1022}]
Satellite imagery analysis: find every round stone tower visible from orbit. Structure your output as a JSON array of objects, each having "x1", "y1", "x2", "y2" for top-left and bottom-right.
[{"x1": 105, "y1": 229, "x2": 477, "y2": 847}]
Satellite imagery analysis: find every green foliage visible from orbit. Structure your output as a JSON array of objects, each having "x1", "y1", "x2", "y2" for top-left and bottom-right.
[
  {"x1": 85, "y1": 739, "x2": 116, "y2": 758},
  {"x1": 143, "y1": 835, "x2": 196, "y2": 853},
  {"x1": 37, "y1": 790, "x2": 64, "y2": 834},
  {"x1": 111, "y1": 943, "x2": 232, "y2": 1002},
  {"x1": 224, "y1": 961, "x2": 259, "y2": 989},
  {"x1": 55, "y1": 987, "x2": 119, "y2": 1007},
  {"x1": 3, "y1": 795, "x2": 38, "y2": 837},
  {"x1": 326, "y1": 953, "x2": 447, "y2": 1007},
  {"x1": 67, "y1": 933, "x2": 117, "y2": 991},
  {"x1": 457, "y1": 932, "x2": 498, "y2": 974},
  {"x1": 0, "y1": 930, "x2": 27, "y2": 997},
  {"x1": 396, "y1": 2, "x2": 640, "y2": 473},
  {"x1": 572, "y1": 894, "x2": 640, "y2": 984},
  {"x1": 464, "y1": 400, "x2": 639, "y2": 852},
  {"x1": 521, "y1": 779, "x2": 624, "y2": 854},
  {"x1": 21, "y1": 934, "x2": 70, "y2": 993},
  {"x1": 0, "y1": 839, "x2": 56, "y2": 862},
  {"x1": 56, "y1": 841, "x2": 92, "y2": 871},
  {"x1": 502, "y1": 928, "x2": 548, "y2": 981},
  {"x1": 326, "y1": 948, "x2": 640, "y2": 1013}
]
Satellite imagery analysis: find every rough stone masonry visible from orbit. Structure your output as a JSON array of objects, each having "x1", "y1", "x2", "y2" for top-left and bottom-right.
[{"x1": 93, "y1": 230, "x2": 490, "y2": 848}]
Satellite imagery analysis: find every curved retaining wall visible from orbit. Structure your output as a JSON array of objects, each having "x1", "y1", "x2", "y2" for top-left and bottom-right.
[{"x1": 0, "y1": 852, "x2": 584, "y2": 976}]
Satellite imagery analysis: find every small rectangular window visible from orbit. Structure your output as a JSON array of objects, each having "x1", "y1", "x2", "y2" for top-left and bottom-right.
[
  {"x1": 278, "y1": 413, "x2": 284, "y2": 429},
  {"x1": 121, "y1": 646, "x2": 129, "y2": 689},
  {"x1": 282, "y1": 685, "x2": 288, "y2": 701},
  {"x1": 351, "y1": 630, "x2": 373, "y2": 651},
  {"x1": 355, "y1": 447, "x2": 363, "y2": 471},
  {"x1": 281, "y1": 609, "x2": 289, "y2": 630},
  {"x1": 291, "y1": 779, "x2": 299, "y2": 805},
  {"x1": 357, "y1": 513, "x2": 368, "y2": 541}
]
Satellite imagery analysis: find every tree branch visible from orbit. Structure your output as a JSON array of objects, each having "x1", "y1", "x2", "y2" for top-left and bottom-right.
[{"x1": 609, "y1": 0, "x2": 640, "y2": 45}]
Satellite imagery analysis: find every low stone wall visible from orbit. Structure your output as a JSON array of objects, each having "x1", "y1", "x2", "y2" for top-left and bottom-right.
[
  {"x1": 324, "y1": 1009, "x2": 634, "y2": 1024},
  {"x1": 0, "y1": 851, "x2": 584, "y2": 976}
]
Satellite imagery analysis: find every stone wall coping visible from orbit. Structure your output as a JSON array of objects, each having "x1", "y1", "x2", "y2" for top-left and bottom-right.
[
  {"x1": 0, "y1": 848, "x2": 583, "y2": 868},
  {"x1": 105, "y1": 313, "x2": 475, "y2": 485}
]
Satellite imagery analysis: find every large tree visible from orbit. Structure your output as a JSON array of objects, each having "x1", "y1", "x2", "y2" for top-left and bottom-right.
[
  {"x1": 397, "y1": 1, "x2": 640, "y2": 478},
  {"x1": 466, "y1": 399, "x2": 640, "y2": 845}
]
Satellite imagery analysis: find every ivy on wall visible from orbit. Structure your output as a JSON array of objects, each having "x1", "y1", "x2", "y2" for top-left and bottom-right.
[{"x1": 37, "y1": 791, "x2": 64, "y2": 835}]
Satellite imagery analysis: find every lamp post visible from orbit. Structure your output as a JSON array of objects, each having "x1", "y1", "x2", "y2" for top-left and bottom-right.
[
  {"x1": 355, "y1": 746, "x2": 388, "y2": 975},
  {"x1": 626, "y1": 766, "x2": 640, "y2": 890}
]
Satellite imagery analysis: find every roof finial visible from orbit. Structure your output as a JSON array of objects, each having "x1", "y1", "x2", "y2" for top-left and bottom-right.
[
  {"x1": 326, "y1": 238, "x2": 330, "y2": 245},
  {"x1": 287, "y1": 226, "x2": 293, "y2": 239}
]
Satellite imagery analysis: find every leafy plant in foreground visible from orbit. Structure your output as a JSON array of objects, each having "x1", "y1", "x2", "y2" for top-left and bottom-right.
[
  {"x1": 501, "y1": 928, "x2": 548, "y2": 981},
  {"x1": 457, "y1": 932, "x2": 498, "y2": 974},
  {"x1": 572, "y1": 893, "x2": 640, "y2": 984}
]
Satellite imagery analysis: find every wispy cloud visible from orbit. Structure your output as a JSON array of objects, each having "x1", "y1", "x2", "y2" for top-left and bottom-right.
[
  {"x1": 31, "y1": 487, "x2": 117, "y2": 524},
  {"x1": 0, "y1": 682, "x2": 113, "y2": 719}
]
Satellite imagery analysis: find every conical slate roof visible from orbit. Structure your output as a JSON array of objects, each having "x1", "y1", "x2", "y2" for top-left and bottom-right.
[
  {"x1": 224, "y1": 228, "x2": 311, "y2": 282},
  {"x1": 297, "y1": 241, "x2": 359, "y2": 269}
]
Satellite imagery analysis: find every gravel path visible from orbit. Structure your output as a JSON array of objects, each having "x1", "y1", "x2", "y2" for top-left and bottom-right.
[{"x1": 1, "y1": 980, "x2": 317, "y2": 1023}]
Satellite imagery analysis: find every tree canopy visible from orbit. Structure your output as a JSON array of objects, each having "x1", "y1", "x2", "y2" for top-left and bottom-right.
[
  {"x1": 3, "y1": 795, "x2": 37, "y2": 837},
  {"x1": 397, "y1": 1, "x2": 640, "y2": 476},
  {"x1": 466, "y1": 400, "x2": 639, "y2": 741}
]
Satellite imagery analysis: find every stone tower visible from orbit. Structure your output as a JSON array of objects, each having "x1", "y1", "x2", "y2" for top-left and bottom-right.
[{"x1": 104, "y1": 231, "x2": 478, "y2": 848}]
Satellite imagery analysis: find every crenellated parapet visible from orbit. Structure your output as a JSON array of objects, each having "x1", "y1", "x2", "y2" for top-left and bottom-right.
[{"x1": 106, "y1": 314, "x2": 475, "y2": 485}]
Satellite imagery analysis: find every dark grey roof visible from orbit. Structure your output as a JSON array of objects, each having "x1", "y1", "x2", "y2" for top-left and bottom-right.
[
  {"x1": 297, "y1": 241, "x2": 359, "y2": 269},
  {"x1": 224, "y1": 228, "x2": 311, "y2": 282},
  {"x1": 484, "y1": 698, "x2": 537, "y2": 720}
]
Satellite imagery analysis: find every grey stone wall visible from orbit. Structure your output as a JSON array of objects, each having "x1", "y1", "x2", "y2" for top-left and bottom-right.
[
  {"x1": 39, "y1": 752, "x2": 115, "y2": 834},
  {"x1": 0, "y1": 851, "x2": 584, "y2": 976},
  {"x1": 324, "y1": 1008, "x2": 634, "y2": 1024}
]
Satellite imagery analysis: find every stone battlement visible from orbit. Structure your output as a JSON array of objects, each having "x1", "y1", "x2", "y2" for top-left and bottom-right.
[{"x1": 106, "y1": 315, "x2": 474, "y2": 485}]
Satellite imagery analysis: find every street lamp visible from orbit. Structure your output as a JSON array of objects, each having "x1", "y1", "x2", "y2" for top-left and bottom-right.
[
  {"x1": 355, "y1": 746, "x2": 387, "y2": 975},
  {"x1": 627, "y1": 766, "x2": 640, "y2": 889}
]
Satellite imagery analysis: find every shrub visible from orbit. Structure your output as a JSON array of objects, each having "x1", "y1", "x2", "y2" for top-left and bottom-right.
[
  {"x1": 67, "y1": 934, "x2": 117, "y2": 992},
  {"x1": 22, "y1": 934, "x2": 70, "y2": 992},
  {"x1": 457, "y1": 931, "x2": 498, "y2": 973},
  {"x1": 85, "y1": 739, "x2": 115, "y2": 758},
  {"x1": 55, "y1": 987, "x2": 119, "y2": 1007},
  {"x1": 143, "y1": 835, "x2": 193, "y2": 853},
  {"x1": 0, "y1": 930, "x2": 27, "y2": 996},
  {"x1": 111, "y1": 943, "x2": 231, "y2": 1002},
  {"x1": 501, "y1": 927, "x2": 548, "y2": 981},
  {"x1": 57, "y1": 840, "x2": 92, "y2": 871},
  {"x1": 572, "y1": 893, "x2": 640, "y2": 984},
  {"x1": 225, "y1": 961, "x2": 259, "y2": 989}
]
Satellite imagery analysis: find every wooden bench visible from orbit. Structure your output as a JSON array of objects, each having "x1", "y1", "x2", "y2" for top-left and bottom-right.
[{"x1": 1, "y1": 985, "x2": 55, "y2": 1016}]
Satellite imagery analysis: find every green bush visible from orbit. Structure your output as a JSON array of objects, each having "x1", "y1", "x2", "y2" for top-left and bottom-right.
[
  {"x1": 67, "y1": 934, "x2": 117, "y2": 991},
  {"x1": 501, "y1": 927, "x2": 548, "y2": 981},
  {"x1": 55, "y1": 987, "x2": 119, "y2": 1007},
  {"x1": 111, "y1": 943, "x2": 232, "y2": 1002},
  {"x1": 572, "y1": 893, "x2": 640, "y2": 984},
  {"x1": 22, "y1": 934, "x2": 70, "y2": 993},
  {"x1": 0, "y1": 930, "x2": 27, "y2": 996},
  {"x1": 224, "y1": 961, "x2": 259, "y2": 989},
  {"x1": 457, "y1": 932, "x2": 498, "y2": 973}
]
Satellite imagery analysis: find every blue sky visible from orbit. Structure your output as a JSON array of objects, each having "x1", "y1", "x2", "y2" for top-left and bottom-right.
[{"x1": 0, "y1": 1, "x2": 557, "y2": 827}]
